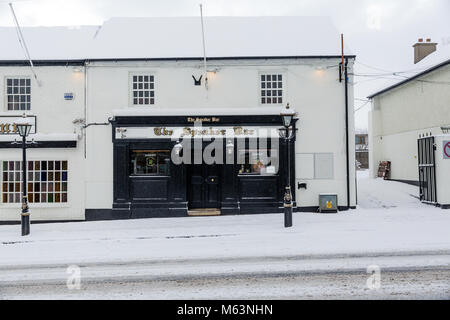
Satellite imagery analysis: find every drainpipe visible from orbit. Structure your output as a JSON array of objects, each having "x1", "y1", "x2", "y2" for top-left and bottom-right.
[
  {"x1": 84, "y1": 62, "x2": 88, "y2": 159},
  {"x1": 344, "y1": 58, "x2": 351, "y2": 209}
]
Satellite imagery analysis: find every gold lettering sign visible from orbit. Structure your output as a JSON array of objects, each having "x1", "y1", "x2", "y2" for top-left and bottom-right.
[
  {"x1": 153, "y1": 127, "x2": 174, "y2": 136},
  {"x1": 181, "y1": 127, "x2": 227, "y2": 137},
  {"x1": 0, "y1": 116, "x2": 35, "y2": 135},
  {"x1": 187, "y1": 117, "x2": 220, "y2": 123},
  {"x1": 178, "y1": 126, "x2": 256, "y2": 137},
  {"x1": 233, "y1": 126, "x2": 255, "y2": 136},
  {"x1": 0, "y1": 123, "x2": 18, "y2": 134}
]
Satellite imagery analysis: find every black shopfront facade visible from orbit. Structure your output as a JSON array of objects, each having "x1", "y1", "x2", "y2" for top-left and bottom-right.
[{"x1": 108, "y1": 114, "x2": 297, "y2": 219}]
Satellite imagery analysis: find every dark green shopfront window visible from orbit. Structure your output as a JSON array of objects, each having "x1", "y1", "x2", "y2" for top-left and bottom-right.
[{"x1": 130, "y1": 150, "x2": 171, "y2": 176}]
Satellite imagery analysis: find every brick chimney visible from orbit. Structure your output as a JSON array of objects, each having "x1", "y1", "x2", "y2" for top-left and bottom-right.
[{"x1": 413, "y1": 38, "x2": 437, "y2": 64}]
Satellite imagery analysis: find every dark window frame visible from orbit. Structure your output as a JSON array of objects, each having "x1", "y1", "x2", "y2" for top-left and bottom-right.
[
  {"x1": 1, "y1": 160, "x2": 68, "y2": 204},
  {"x1": 5, "y1": 77, "x2": 31, "y2": 111},
  {"x1": 260, "y1": 73, "x2": 283, "y2": 105},
  {"x1": 130, "y1": 74, "x2": 155, "y2": 106}
]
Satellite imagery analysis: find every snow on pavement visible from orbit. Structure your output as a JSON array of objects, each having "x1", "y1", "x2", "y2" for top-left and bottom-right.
[
  {"x1": 357, "y1": 170, "x2": 423, "y2": 209},
  {"x1": 0, "y1": 171, "x2": 449, "y2": 267}
]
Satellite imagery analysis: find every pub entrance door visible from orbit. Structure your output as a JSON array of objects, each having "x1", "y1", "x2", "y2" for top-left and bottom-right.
[{"x1": 187, "y1": 164, "x2": 221, "y2": 209}]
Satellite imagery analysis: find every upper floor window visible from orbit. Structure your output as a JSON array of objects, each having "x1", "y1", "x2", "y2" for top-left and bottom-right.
[
  {"x1": 131, "y1": 75, "x2": 155, "y2": 106},
  {"x1": 260, "y1": 74, "x2": 283, "y2": 105},
  {"x1": 6, "y1": 78, "x2": 31, "y2": 111}
]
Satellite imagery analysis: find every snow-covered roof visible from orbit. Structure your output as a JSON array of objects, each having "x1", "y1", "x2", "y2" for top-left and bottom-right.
[
  {"x1": 367, "y1": 44, "x2": 450, "y2": 99},
  {"x1": 0, "y1": 16, "x2": 351, "y2": 61},
  {"x1": 0, "y1": 26, "x2": 98, "y2": 61},
  {"x1": 112, "y1": 106, "x2": 289, "y2": 117}
]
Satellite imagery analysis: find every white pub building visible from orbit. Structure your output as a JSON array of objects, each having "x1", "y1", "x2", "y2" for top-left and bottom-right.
[{"x1": 0, "y1": 17, "x2": 356, "y2": 222}]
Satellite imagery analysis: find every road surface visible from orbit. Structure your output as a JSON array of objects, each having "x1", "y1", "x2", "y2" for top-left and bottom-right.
[{"x1": 1, "y1": 253, "x2": 449, "y2": 299}]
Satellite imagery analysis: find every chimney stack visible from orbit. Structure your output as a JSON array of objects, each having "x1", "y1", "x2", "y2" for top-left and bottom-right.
[{"x1": 413, "y1": 38, "x2": 437, "y2": 64}]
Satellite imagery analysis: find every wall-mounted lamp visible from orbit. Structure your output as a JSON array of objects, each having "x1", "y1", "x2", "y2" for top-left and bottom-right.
[
  {"x1": 207, "y1": 68, "x2": 219, "y2": 75},
  {"x1": 314, "y1": 66, "x2": 325, "y2": 76}
]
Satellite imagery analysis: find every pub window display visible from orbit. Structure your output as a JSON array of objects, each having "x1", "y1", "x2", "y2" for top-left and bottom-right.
[
  {"x1": 130, "y1": 150, "x2": 170, "y2": 175},
  {"x1": 1, "y1": 160, "x2": 68, "y2": 203},
  {"x1": 238, "y1": 149, "x2": 278, "y2": 175}
]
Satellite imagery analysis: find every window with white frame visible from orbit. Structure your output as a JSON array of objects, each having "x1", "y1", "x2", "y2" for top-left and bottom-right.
[
  {"x1": 6, "y1": 78, "x2": 31, "y2": 111},
  {"x1": 260, "y1": 74, "x2": 283, "y2": 105},
  {"x1": 131, "y1": 75, "x2": 155, "y2": 105},
  {"x1": 1, "y1": 160, "x2": 68, "y2": 204}
]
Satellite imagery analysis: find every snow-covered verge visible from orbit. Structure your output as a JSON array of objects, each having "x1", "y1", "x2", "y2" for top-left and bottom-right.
[
  {"x1": 357, "y1": 170, "x2": 423, "y2": 209},
  {"x1": 0, "y1": 171, "x2": 448, "y2": 268}
]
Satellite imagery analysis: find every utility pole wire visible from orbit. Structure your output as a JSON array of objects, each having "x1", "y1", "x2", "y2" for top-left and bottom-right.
[
  {"x1": 199, "y1": 3, "x2": 208, "y2": 90},
  {"x1": 9, "y1": 2, "x2": 41, "y2": 86},
  {"x1": 354, "y1": 59, "x2": 431, "y2": 76},
  {"x1": 0, "y1": 0, "x2": 32, "y2": 3},
  {"x1": 354, "y1": 100, "x2": 370, "y2": 112}
]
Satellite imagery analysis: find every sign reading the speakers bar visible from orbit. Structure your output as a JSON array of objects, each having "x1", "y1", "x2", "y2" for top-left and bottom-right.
[
  {"x1": 0, "y1": 116, "x2": 37, "y2": 135},
  {"x1": 115, "y1": 126, "x2": 280, "y2": 139}
]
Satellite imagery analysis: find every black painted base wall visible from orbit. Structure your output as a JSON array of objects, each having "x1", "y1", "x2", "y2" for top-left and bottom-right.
[
  {"x1": 0, "y1": 219, "x2": 85, "y2": 225},
  {"x1": 0, "y1": 206, "x2": 360, "y2": 225},
  {"x1": 84, "y1": 206, "x2": 358, "y2": 221}
]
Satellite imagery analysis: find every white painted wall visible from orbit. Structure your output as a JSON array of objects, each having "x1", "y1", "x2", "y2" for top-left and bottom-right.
[
  {"x1": 86, "y1": 58, "x2": 356, "y2": 209},
  {"x1": 369, "y1": 64, "x2": 450, "y2": 181},
  {"x1": 435, "y1": 135, "x2": 450, "y2": 206},
  {"x1": 0, "y1": 66, "x2": 86, "y2": 221},
  {"x1": 1, "y1": 58, "x2": 356, "y2": 221}
]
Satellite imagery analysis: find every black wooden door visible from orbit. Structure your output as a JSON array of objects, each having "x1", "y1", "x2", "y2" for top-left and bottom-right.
[
  {"x1": 187, "y1": 164, "x2": 220, "y2": 209},
  {"x1": 418, "y1": 136, "x2": 437, "y2": 203}
]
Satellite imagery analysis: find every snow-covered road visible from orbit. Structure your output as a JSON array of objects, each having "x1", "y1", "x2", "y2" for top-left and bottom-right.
[
  {"x1": 1, "y1": 265, "x2": 448, "y2": 300},
  {"x1": 0, "y1": 170, "x2": 449, "y2": 299}
]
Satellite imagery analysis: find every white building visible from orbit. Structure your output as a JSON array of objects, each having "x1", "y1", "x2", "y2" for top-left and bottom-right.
[
  {"x1": 368, "y1": 40, "x2": 450, "y2": 185},
  {"x1": 368, "y1": 39, "x2": 450, "y2": 209},
  {"x1": 0, "y1": 17, "x2": 356, "y2": 222}
]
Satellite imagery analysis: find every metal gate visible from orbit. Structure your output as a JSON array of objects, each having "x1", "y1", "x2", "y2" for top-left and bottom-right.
[{"x1": 418, "y1": 136, "x2": 437, "y2": 204}]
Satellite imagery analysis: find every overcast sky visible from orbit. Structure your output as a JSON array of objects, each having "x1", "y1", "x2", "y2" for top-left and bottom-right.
[{"x1": 0, "y1": 0, "x2": 449, "y2": 129}]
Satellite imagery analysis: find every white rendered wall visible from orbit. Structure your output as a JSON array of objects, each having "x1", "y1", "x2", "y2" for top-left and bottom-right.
[
  {"x1": 0, "y1": 59, "x2": 357, "y2": 221},
  {"x1": 369, "y1": 65, "x2": 450, "y2": 181},
  {"x1": 0, "y1": 66, "x2": 86, "y2": 221},
  {"x1": 434, "y1": 135, "x2": 450, "y2": 206},
  {"x1": 85, "y1": 58, "x2": 356, "y2": 210}
]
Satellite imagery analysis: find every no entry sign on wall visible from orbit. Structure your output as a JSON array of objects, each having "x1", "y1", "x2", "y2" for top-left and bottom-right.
[{"x1": 444, "y1": 141, "x2": 450, "y2": 159}]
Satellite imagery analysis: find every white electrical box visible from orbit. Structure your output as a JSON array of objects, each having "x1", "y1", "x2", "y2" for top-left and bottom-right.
[{"x1": 434, "y1": 134, "x2": 450, "y2": 208}]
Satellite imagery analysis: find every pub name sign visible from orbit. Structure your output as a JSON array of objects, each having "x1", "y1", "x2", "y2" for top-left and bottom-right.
[
  {"x1": 115, "y1": 125, "x2": 279, "y2": 139},
  {"x1": 0, "y1": 116, "x2": 37, "y2": 135}
]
